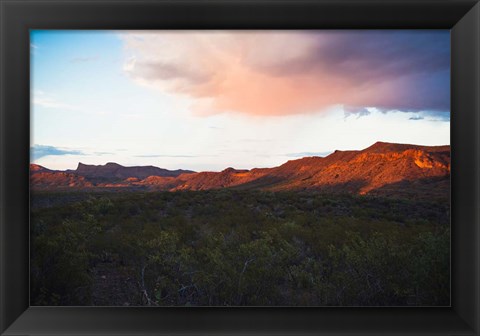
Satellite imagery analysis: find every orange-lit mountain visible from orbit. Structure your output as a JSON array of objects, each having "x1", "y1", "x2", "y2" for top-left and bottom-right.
[
  {"x1": 30, "y1": 164, "x2": 94, "y2": 189},
  {"x1": 30, "y1": 142, "x2": 450, "y2": 198}
]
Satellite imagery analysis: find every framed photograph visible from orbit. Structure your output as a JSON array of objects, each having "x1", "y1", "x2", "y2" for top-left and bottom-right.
[{"x1": 1, "y1": 0, "x2": 479, "y2": 335}]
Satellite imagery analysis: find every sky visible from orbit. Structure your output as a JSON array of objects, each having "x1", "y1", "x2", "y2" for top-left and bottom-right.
[{"x1": 30, "y1": 30, "x2": 450, "y2": 172}]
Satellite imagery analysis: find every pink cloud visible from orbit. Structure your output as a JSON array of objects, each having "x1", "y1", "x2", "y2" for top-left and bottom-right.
[{"x1": 121, "y1": 31, "x2": 449, "y2": 116}]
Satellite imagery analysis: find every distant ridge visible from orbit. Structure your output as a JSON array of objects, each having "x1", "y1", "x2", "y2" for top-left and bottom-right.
[
  {"x1": 67, "y1": 162, "x2": 195, "y2": 182},
  {"x1": 30, "y1": 142, "x2": 450, "y2": 199}
]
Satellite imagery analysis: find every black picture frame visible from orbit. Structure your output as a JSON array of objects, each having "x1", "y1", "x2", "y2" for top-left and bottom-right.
[{"x1": 1, "y1": 0, "x2": 479, "y2": 335}]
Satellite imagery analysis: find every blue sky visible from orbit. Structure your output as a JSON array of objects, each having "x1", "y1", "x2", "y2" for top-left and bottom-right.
[{"x1": 30, "y1": 30, "x2": 450, "y2": 171}]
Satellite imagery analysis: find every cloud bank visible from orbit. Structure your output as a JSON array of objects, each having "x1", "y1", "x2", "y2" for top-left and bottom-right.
[
  {"x1": 31, "y1": 145, "x2": 85, "y2": 160},
  {"x1": 120, "y1": 31, "x2": 449, "y2": 116}
]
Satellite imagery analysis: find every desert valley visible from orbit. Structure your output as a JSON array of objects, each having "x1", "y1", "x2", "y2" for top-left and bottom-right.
[{"x1": 30, "y1": 142, "x2": 450, "y2": 307}]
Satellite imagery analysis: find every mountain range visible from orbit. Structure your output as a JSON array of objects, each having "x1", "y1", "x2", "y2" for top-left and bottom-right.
[{"x1": 30, "y1": 142, "x2": 450, "y2": 199}]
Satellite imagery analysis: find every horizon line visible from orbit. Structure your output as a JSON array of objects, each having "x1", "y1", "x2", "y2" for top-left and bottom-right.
[{"x1": 30, "y1": 141, "x2": 451, "y2": 173}]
